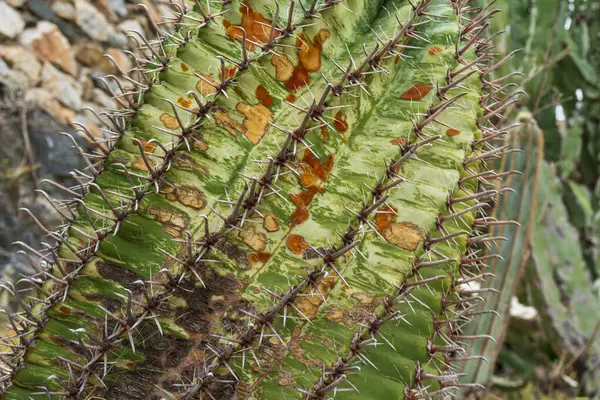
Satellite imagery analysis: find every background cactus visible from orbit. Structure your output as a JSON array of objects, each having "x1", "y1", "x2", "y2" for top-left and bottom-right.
[
  {"x1": 459, "y1": 0, "x2": 600, "y2": 398},
  {"x1": 0, "y1": 0, "x2": 524, "y2": 399}
]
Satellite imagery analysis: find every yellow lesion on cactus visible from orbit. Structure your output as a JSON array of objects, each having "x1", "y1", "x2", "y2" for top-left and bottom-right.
[
  {"x1": 239, "y1": 226, "x2": 268, "y2": 252},
  {"x1": 212, "y1": 109, "x2": 243, "y2": 136},
  {"x1": 236, "y1": 102, "x2": 273, "y2": 144},
  {"x1": 263, "y1": 213, "x2": 279, "y2": 232},
  {"x1": 271, "y1": 53, "x2": 294, "y2": 81},
  {"x1": 160, "y1": 113, "x2": 180, "y2": 130},
  {"x1": 161, "y1": 185, "x2": 207, "y2": 210}
]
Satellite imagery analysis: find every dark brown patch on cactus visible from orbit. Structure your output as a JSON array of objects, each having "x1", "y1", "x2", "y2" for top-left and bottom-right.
[
  {"x1": 256, "y1": 84, "x2": 274, "y2": 107},
  {"x1": 216, "y1": 241, "x2": 251, "y2": 270},
  {"x1": 286, "y1": 93, "x2": 296, "y2": 102},
  {"x1": 97, "y1": 261, "x2": 143, "y2": 287},
  {"x1": 85, "y1": 294, "x2": 123, "y2": 313},
  {"x1": 284, "y1": 30, "x2": 330, "y2": 91},
  {"x1": 223, "y1": 1, "x2": 278, "y2": 51},
  {"x1": 165, "y1": 338, "x2": 194, "y2": 368},
  {"x1": 175, "y1": 271, "x2": 240, "y2": 334},
  {"x1": 400, "y1": 84, "x2": 433, "y2": 100}
]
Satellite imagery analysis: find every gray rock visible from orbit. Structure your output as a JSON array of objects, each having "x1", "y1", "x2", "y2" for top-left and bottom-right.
[
  {"x1": 0, "y1": 46, "x2": 42, "y2": 88},
  {"x1": 0, "y1": 106, "x2": 91, "y2": 273},
  {"x1": 40, "y1": 62, "x2": 83, "y2": 110},
  {"x1": 74, "y1": 0, "x2": 117, "y2": 43},
  {"x1": 0, "y1": 2, "x2": 25, "y2": 39},
  {"x1": 27, "y1": 0, "x2": 81, "y2": 42},
  {"x1": 106, "y1": 0, "x2": 128, "y2": 18}
]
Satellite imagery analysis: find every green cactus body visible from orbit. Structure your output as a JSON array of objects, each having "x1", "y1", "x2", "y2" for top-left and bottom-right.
[{"x1": 0, "y1": 1, "x2": 506, "y2": 399}]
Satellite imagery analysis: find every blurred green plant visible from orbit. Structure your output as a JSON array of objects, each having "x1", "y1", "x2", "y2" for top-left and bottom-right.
[{"x1": 463, "y1": 0, "x2": 600, "y2": 398}]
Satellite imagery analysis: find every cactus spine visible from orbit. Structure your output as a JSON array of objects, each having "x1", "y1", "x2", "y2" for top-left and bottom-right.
[{"x1": 0, "y1": 1, "x2": 515, "y2": 399}]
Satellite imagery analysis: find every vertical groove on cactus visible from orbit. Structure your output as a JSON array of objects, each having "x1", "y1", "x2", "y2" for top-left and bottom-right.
[{"x1": 0, "y1": 1, "x2": 518, "y2": 399}]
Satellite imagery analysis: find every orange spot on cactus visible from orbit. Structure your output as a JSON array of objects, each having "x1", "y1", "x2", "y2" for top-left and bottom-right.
[
  {"x1": 320, "y1": 125, "x2": 329, "y2": 142},
  {"x1": 290, "y1": 186, "x2": 322, "y2": 208},
  {"x1": 395, "y1": 55, "x2": 401, "y2": 64},
  {"x1": 256, "y1": 84, "x2": 274, "y2": 107},
  {"x1": 220, "y1": 66, "x2": 237, "y2": 80},
  {"x1": 233, "y1": 86, "x2": 246, "y2": 99},
  {"x1": 59, "y1": 306, "x2": 71, "y2": 314},
  {"x1": 133, "y1": 138, "x2": 157, "y2": 153},
  {"x1": 428, "y1": 46, "x2": 444, "y2": 56},
  {"x1": 390, "y1": 138, "x2": 408, "y2": 146},
  {"x1": 160, "y1": 113, "x2": 179, "y2": 130},
  {"x1": 302, "y1": 150, "x2": 334, "y2": 182},
  {"x1": 249, "y1": 251, "x2": 272, "y2": 263},
  {"x1": 286, "y1": 93, "x2": 296, "y2": 102},
  {"x1": 400, "y1": 84, "x2": 432, "y2": 100},
  {"x1": 195, "y1": 71, "x2": 218, "y2": 97},
  {"x1": 375, "y1": 205, "x2": 423, "y2": 250},
  {"x1": 177, "y1": 97, "x2": 192, "y2": 108},
  {"x1": 291, "y1": 207, "x2": 310, "y2": 225},
  {"x1": 446, "y1": 128, "x2": 461, "y2": 136},
  {"x1": 223, "y1": 1, "x2": 279, "y2": 51},
  {"x1": 286, "y1": 234, "x2": 310, "y2": 254},
  {"x1": 284, "y1": 30, "x2": 330, "y2": 92},
  {"x1": 290, "y1": 186, "x2": 324, "y2": 226},
  {"x1": 334, "y1": 111, "x2": 348, "y2": 133},
  {"x1": 181, "y1": 63, "x2": 189, "y2": 72},
  {"x1": 127, "y1": 362, "x2": 136, "y2": 369},
  {"x1": 375, "y1": 205, "x2": 397, "y2": 232}
]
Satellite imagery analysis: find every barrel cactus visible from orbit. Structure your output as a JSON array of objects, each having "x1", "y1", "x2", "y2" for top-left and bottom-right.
[{"x1": 0, "y1": 0, "x2": 515, "y2": 398}]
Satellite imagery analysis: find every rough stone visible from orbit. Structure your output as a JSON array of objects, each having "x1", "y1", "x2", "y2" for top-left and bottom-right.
[
  {"x1": 0, "y1": 2, "x2": 25, "y2": 39},
  {"x1": 92, "y1": 87, "x2": 117, "y2": 109},
  {"x1": 51, "y1": 0, "x2": 75, "y2": 20},
  {"x1": 0, "y1": 46, "x2": 42, "y2": 87},
  {"x1": 26, "y1": 0, "x2": 81, "y2": 42},
  {"x1": 117, "y1": 19, "x2": 144, "y2": 35},
  {"x1": 100, "y1": 0, "x2": 127, "y2": 19},
  {"x1": 25, "y1": 88, "x2": 76, "y2": 124},
  {"x1": 74, "y1": 42, "x2": 104, "y2": 67},
  {"x1": 20, "y1": 21, "x2": 78, "y2": 76},
  {"x1": 40, "y1": 62, "x2": 83, "y2": 110},
  {"x1": 6, "y1": 0, "x2": 26, "y2": 8},
  {"x1": 106, "y1": 48, "x2": 131, "y2": 73},
  {"x1": 74, "y1": 0, "x2": 117, "y2": 43}
]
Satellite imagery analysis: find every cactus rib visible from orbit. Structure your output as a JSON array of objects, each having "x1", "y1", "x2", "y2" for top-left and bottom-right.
[{"x1": 0, "y1": 1, "x2": 516, "y2": 399}]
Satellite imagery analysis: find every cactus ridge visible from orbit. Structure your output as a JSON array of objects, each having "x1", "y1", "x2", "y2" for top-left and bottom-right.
[{"x1": 0, "y1": 0, "x2": 517, "y2": 399}]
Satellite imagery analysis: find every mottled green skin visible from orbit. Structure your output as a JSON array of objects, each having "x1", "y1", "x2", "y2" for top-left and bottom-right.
[{"x1": 2, "y1": 1, "x2": 490, "y2": 399}]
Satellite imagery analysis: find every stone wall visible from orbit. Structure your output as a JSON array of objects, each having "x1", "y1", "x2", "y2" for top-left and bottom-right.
[{"x1": 0, "y1": 0, "x2": 169, "y2": 274}]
